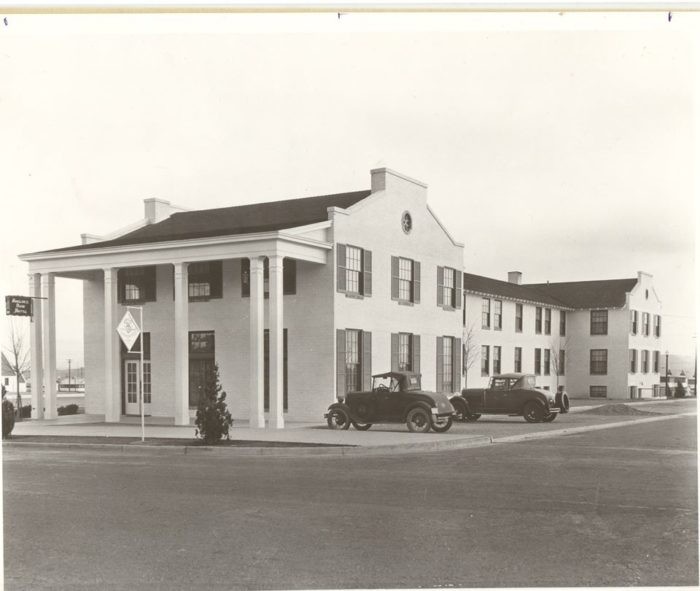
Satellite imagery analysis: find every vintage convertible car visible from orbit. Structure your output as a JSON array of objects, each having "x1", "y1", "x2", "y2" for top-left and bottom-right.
[
  {"x1": 450, "y1": 373, "x2": 570, "y2": 423},
  {"x1": 324, "y1": 371, "x2": 455, "y2": 433}
]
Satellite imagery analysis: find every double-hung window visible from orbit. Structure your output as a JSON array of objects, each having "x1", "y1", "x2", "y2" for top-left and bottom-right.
[
  {"x1": 630, "y1": 349, "x2": 637, "y2": 373},
  {"x1": 494, "y1": 300, "x2": 503, "y2": 330},
  {"x1": 336, "y1": 329, "x2": 372, "y2": 395},
  {"x1": 535, "y1": 307, "x2": 542, "y2": 334},
  {"x1": 643, "y1": 313, "x2": 650, "y2": 336},
  {"x1": 590, "y1": 349, "x2": 608, "y2": 375},
  {"x1": 437, "y1": 266, "x2": 461, "y2": 309},
  {"x1": 481, "y1": 345, "x2": 490, "y2": 376},
  {"x1": 534, "y1": 349, "x2": 541, "y2": 375},
  {"x1": 654, "y1": 315, "x2": 661, "y2": 338},
  {"x1": 559, "y1": 311, "x2": 566, "y2": 336},
  {"x1": 630, "y1": 310, "x2": 638, "y2": 335},
  {"x1": 493, "y1": 346, "x2": 502, "y2": 374},
  {"x1": 436, "y1": 336, "x2": 461, "y2": 393},
  {"x1": 515, "y1": 304, "x2": 523, "y2": 332},
  {"x1": 118, "y1": 266, "x2": 157, "y2": 303},
  {"x1": 188, "y1": 261, "x2": 223, "y2": 301},
  {"x1": 482, "y1": 298, "x2": 491, "y2": 329},
  {"x1": 544, "y1": 309, "x2": 551, "y2": 335},
  {"x1": 544, "y1": 349, "x2": 551, "y2": 375},
  {"x1": 590, "y1": 310, "x2": 608, "y2": 335},
  {"x1": 558, "y1": 349, "x2": 565, "y2": 376},
  {"x1": 642, "y1": 350, "x2": 649, "y2": 373},
  {"x1": 514, "y1": 347, "x2": 522, "y2": 372},
  {"x1": 391, "y1": 256, "x2": 420, "y2": 303},
  {"x1": 653, "y1": 351, "x2": 660, "y2": 373},
  {"x1": 337, "y1": 244, "x2": 372, "y2": 297}
]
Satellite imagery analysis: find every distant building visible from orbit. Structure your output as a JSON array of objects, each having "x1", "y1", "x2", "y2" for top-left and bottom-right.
[
  {"x1": 1, "y1": 352, "x2": 27, "y2": 394},
  {"x1": 463, "y1": 271, "x2": 664, "y2": 400}
]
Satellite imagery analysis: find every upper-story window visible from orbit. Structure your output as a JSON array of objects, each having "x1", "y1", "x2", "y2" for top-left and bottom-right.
[
  {"x1": 535, "y1": 307, "x2": 542, "y2": 334},
  {"x1": 642, "y1": 312, "x2": 650, "y2": 336},
  {"x1": 653, "y1": 350, "x2": 660, "y2": 373},
  {"x1": 590, "y1": 310, "x2": 608, "y2": 335},
  {"x1": 337, "y1": 244, "x2": 372, "y2": 297},
  {"x1": 391, "y1": 256, "x2": 420, "y2": 304},
  {"x1": 630, "y1": 349, "x2": 637, "y2": 373},
  {"x1": 641, "y1": 350, "x2": 649, "y2": 373},
  {"x1": 515, "y1": 303, "x2": 523, "y2": 333},
  {"x1": 437, "y1": 266, "x2": 461, "y2": 309},
  {"x1": 118, "y1": 266, "x2": 157, "y2": 303},
  {"x1": 241, "y1": 258, "x2": 297, "y2": 298},
  {"x1": 559, "y1": 311, "x2": 566, "y2": 336},
  {"x1": 494, "y1": 300, "x2": 503, "y2": 330},
  {"x1": 630, "y1": 310, "x2": 638, "y2": 335},
  {"x1": 654, "y1": 315, "x2": 661, "y2": 338},
  {"x1": 482, "y1": 298, "x2": 491, "y2": 329},
  {"x1": 544, "y1": 308, "x2": 551, "y2": 335},
  {"x1": 188, "y1": 261, "x2": 223, "y2": 301},
  {"x1": 590, "y1": 349, "x2": 608, "y2": 375}
]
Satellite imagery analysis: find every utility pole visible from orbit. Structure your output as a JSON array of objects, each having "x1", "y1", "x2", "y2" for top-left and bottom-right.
[
  {"x1": 665, "y1": 350, "x2": 670, "y2": 398},
  {"x1": 67, "y1": 359, "x2": 72, "y2": 390}
]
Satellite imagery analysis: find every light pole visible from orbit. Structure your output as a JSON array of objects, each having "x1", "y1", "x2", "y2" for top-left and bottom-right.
[
  {"x1": 67, "y1": 359, "x2": 72, "y2": 390},
  {"x1": 665, "y1": 350, "x2": 670, "y2": 398}
]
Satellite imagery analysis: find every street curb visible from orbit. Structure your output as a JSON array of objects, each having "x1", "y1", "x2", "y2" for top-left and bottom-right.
[
  {"x1": 1, "y1": 435, "x2": 495, "y2": 457},
  {"x1": 491, "y1": 412, "x2": 697, "y2": 444}
]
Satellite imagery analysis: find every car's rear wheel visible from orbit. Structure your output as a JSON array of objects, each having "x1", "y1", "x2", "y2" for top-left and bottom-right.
[
  {"x1": 406, "y1": 407, "x2": 431, "y2": 433},
  {"x1": 542, "y1": 412, "x2": 558, "y2": 422},
  {"x1": 431, "y1": 416, "x2": 453, "y2": 433},
  {"x1": 327, "y1": 408, "x2": 351, "y2": 430},
  {"x1": 352, "y1": 421, "x2": 372, "y2": 431},
  {"x1": 465, "y1": 412, "x2": 481, "y2": 422},
  {"x1": 523, "y1": 401, "x2": 545, "y2": 423}
]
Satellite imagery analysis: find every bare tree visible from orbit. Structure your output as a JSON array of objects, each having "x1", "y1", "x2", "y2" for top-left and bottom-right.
[
  {"x1": 462, "y1": 321, "x2": 479, "y2": 389},
  {"x1": 4, "y1": 319, "x2": 30, "y2": 419},
  {"x1": 549, "y1": 336, "x2": 571, "y2": 392}
]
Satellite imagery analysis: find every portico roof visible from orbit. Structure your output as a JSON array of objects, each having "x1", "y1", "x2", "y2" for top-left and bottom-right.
[{"x1": 29, "y1": 190, "x2": 372, "y2": 256}]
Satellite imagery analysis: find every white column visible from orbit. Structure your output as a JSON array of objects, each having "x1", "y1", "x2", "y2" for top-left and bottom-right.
[
  {"x1": 249, "y1": 257, "x2": 265, "y2": 428},
  {"x1": 28, "y1": 273, "x2": 44, "y2": 419},
  {"x1": 103, "y1": 268, "x2": 120, "y2": 422},
  {"x1": 40, "y1": 273, "x2": 57, "y2": 419},
  {"x1": 268, "y1": 255, "x2": 285, "y2": 429},
  {"x1": 173, "y1": 262, "x2": 190, "y2": 426}
]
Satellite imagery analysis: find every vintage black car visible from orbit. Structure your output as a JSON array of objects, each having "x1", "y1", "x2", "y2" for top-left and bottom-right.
[
  {"x1": 450, "y1": 373, "x2": 570, "y2": 423},
  {"x1": 325, "y1": 371, "x2": 455, "y2": 433}
]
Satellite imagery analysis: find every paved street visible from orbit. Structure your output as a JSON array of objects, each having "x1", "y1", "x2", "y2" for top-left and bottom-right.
[{"x1": 3, "y1": 410, "x2": 697, "y2": 589}]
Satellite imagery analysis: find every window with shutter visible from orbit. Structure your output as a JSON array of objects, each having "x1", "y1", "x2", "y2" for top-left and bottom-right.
[
  {"x1": 435, "y1": 337, "x2": 444, "y2": 393},
  {"x1": 337, "y1": 244, "x2": 371, "y2": 297}
]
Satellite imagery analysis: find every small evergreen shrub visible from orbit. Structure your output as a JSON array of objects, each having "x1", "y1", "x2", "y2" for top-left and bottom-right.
[
  {"x1": 194, "y1": 363, "x2": 233, "y2": 445},
  {"x1": 674, "y1": 383, "x2": 687, "y2": 398},
  {"x1": 57, "y1": 404, "x2": 79, "y2": 416},
  {"x1": 20, "y1": 404, "x2": 31, "y2": 419},
  {"x1": 2, "y1": 399, "x2": 16, "y2": 439}
]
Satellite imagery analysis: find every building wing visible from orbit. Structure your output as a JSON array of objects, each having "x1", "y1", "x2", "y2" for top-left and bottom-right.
[{"x1": 523, "y1": 278, "x2": 638, "y2": 309}]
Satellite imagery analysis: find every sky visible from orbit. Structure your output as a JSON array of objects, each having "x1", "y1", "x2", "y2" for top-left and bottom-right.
[{"x1": 0, "y1": 11, "x2": 697, "y2": 369}]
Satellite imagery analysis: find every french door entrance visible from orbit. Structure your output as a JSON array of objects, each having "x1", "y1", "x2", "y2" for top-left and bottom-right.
[
  {"x1": 189, "y1": 358, "x2": 214, "y2": 407},
  {"x1": 124, "y1": 360, "x2": 151, "y2": 415}
]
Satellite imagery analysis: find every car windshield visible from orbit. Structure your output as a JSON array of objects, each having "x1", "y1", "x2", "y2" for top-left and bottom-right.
[
  {"x1": 490, "y1": 378, "x2": 510, "y2": 391},
  {"x1": 372, "y1": 376, "x2": 400, "y2": 392}
]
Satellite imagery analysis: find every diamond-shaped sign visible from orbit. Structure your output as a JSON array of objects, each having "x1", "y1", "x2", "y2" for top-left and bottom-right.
[{"x1": 117, "y1": 310, "x2": 141, "y2": 351}]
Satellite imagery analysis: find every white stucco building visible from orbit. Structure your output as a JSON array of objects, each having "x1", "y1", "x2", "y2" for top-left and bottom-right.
[
  {"x1": 462, "y1": 270, "x2": 665, "y2": 400},
  {"x1": 19, "y1": 168, "x2": 464, "y2": 426}
]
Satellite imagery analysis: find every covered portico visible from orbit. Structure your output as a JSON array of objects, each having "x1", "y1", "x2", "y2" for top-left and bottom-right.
[{"x1": 20, "y1": 229, "x2": 331, "y2": 428}]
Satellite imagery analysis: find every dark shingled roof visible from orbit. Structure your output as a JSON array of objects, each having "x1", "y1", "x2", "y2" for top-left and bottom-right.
[
  {"x1": 523, "y1": 278, "x2": 638, "y2": 309},
  {"x1": 463, "y1": 273, "x2": 568, "y2": 308},
  {"x1": 37, "y1": 189, "x2": 372, "y2": 254}
]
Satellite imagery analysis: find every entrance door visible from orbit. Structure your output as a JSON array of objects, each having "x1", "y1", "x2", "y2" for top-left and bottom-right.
[
  {"x1": 189, "y1": 359, "x2": 214, "y2": 408},
  {"x1": 124, "y1": 360, "x2": 151, "y2": 415}
]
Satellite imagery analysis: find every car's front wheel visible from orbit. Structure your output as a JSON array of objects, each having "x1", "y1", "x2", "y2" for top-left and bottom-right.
[
  {"x1": 352, "y1": 421, "x2": 372, "y2": 431},
  {"x1": 431, "y1": 416, "x2": 453, "y2": 433},
  {"x1": 326, "y1": 408, "x2": 351, "y2": 430},
  {"x1": 406, "y1": 407, "x2": 431, "y2": 433},
  {"x1": 523, "y1": 401, "x2": 545, "y2": 423},
  {"x1": 542, "y1": 412, "x2": 558, "y2": 422}
]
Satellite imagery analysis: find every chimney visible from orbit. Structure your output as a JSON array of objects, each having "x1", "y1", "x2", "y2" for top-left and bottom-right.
[
  {"x1": 508, "y1": 271, "x2": 522, "y2": 285},
  {"x1": 370, "y1": 167, "x2": 427, "y2": 197},
  {"x1": 81, "y1": 233, "x2": 102, "y2": 245},
  {"x1": 144, "y1": 198, "x2": 174, "y2": 224}
]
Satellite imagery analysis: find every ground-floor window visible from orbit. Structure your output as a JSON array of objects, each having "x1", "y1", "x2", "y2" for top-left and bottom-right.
[
  {"x1": 336, "y1": 329, "x2": 372, "y2": 396},
  {"x1": 189, "y1": 331, "x2": 215, "y2": 407},
  {"x1": 590, "y1": 385, "x2": 607, "y2": 398},
  {"x1": 493, "y1": 346, "x2": 501, "y2": 375},
  {"x1": 514, "y1": 347, "x2": 522, "y2": 373},
  {"x1": 543, "y1": 349, "x2": 550, "y2": 376},
  {"x1": 391, "y1": 332, "x2": 420, "y2": 373},
  {"x1": 481, "y1": 345, "x2": 489, "y2": 376},
  {"x1": 264, "y1": 329, "x2": 288, "y2": 411},
  {"x1": 437, "y1": 336, "x2": 461, "y2": 393},
  {"x1": 534, "y1": 348, "x2": 541, "y2": 375}
]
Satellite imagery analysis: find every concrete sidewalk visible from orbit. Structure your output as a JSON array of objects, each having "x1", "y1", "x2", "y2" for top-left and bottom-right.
[{"x1": 4, "y1": 398, "x2": 695, "y2": 456}]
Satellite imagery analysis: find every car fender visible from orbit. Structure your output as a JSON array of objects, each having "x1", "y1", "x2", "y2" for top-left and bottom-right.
[
  {"x1": 326, "y1": 402, "x2": 356, "y2": 421},
  {"x1": 402, "y1": 401, "x2": 433, "y2": 421},
  {"x1": 449, "y1": 396, "x2": 468, "y2": 414}
]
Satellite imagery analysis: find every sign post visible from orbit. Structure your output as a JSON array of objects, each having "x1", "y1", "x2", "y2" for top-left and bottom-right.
[{"x1": 117, "y1": 309, "x2": 145, "y2": 442}]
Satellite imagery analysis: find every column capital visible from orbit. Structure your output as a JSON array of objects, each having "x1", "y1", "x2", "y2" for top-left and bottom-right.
[{"x1": 268, "y1": 254, "x2": 284, "y2": 270}]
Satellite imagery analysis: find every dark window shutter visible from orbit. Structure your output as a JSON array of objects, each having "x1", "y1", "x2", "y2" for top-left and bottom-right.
[
  {"x1": 362, "y1": 331, "x2": 372, "y2": 390},
  {"x1": 117, "y1": 269, "x2": 125, "y2": 304},
  {"x1": 436, "y1": 336, "x2": 444, "y2": 392},
  {"x1": 283, "y1": 258, "x2": 297, "y2": 295},
  {"x1": 455, "y1": 269, "x2": 462, "y2": 309},
  {"x1": 363, "y1": 250, "x2": 372, "y2": 297},
  {"x1": 391, "y1": 333, "x2": 399, "y2": 372},
  {"x1": 437, "y1": 266, "x2": 444, "y2": 306},
  {"x1": 413, "y1": 261, "x2": 421, "y2": 304},
  {"x1": 337, "y1": 244, "x2": 346, "y2": 293},
  {"x1": 452, "y1": 336, "x2": 461, "y2": 392},
  {"x1": 241, "y1": 259, "x2": 250, "y2": 298},
  {"x1": 210, "y1": 260, "x2": 223, "y2": 299},
  {"x1": 336, "y1": 329, "x2": 346, "y2": 398},
  {"x1": 391, "y1": 256, "x2": 400, "y2": 300},
  {"x1": 412, "y1": 334, "x2": 421, "y2": 375}
]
